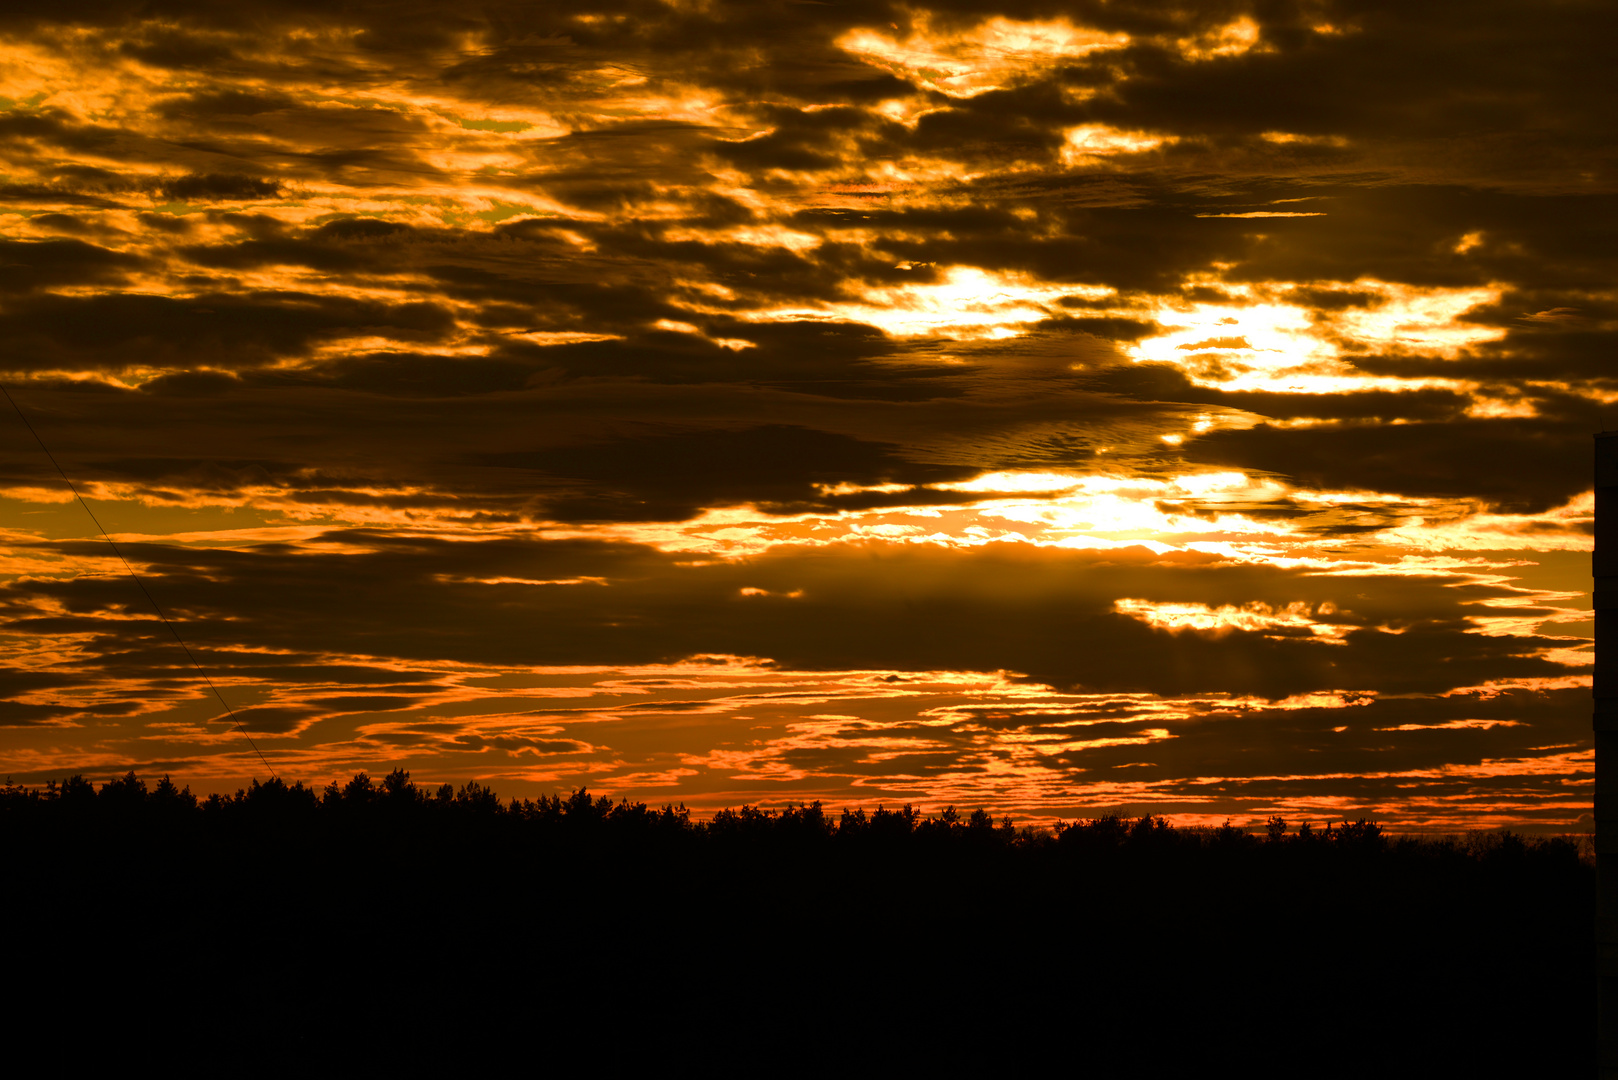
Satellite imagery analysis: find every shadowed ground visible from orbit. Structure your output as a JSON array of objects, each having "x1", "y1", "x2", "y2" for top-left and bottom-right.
[{"x1": 5, "y1": 772, "x2": 1592, "y2": 1073}]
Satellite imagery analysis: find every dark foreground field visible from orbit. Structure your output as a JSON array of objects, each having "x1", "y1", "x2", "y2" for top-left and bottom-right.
[{"x1": 3, "y1": 772, "x2": 1593, "y2": 1075}]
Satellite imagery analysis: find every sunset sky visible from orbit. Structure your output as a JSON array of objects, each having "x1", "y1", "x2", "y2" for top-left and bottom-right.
[{"x1": 0, "y1": 0, "x2": 1611, "y2": 828}]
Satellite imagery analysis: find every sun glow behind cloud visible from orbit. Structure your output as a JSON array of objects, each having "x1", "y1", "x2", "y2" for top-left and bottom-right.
[
  {"x1": 1130, "y1": 280, "x2": 1507, "y2": 392},
  {"x1": 1062, "y1": 125, "x2": 1175, "y2": 167},
  {"x1": 837, "y1": 17, "x2": 1129, "y2": 98},
  {"x1": 1115, "y1": 598, "x2": 1352, "y2": 642},
  {"x1": 737, "y1": 266, "x2": 1109, "y2": 339}
]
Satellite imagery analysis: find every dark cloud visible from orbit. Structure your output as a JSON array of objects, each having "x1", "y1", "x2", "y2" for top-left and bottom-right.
[
  {"x1": 1186, "y1": 417, "x2": 1589, "y2": 514},
  {"x1": 1222, "y1": 187, "x2": 1618, "y2": 289},
  {"x1": 154, "y1": 89, "x2": 300, "y2": 120},
  {"x1": 118, "y1": 28, "x2": 237, "y2": 69},
  {"x1": 474, "y1": 425, "x2": 979, "y2": 521},
  {"x1": 0, "y1": 183, "x2": 126, "y2": 209},
  {"x1": 0, "y1": 238, "x2": 143, "y2": 294},
  {"x1": 1090, "y1": 361, "x2": 1470, "y2": 421},
  {"x1": 158, "y1": 173, "x2": 282, "y2": 202},
  {"x1": 0, "y1": 291, "x2": 455, "y2": 371}
]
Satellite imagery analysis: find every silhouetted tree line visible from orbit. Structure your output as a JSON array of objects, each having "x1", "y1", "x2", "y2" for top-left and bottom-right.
[
  {"x1": 3, "y1": 769, "x2": 1594, "y2": 1073},
  {"x1": 1, "y1": 768, "x2": 1584, "y2": 870}
]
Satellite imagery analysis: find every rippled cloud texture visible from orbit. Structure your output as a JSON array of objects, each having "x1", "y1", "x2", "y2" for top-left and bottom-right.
[{"x1": 1, "y1": 0, "x2": 1610, "y2": 827}]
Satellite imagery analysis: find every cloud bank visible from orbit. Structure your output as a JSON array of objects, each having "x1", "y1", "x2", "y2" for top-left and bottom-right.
[{"x1": 0, "y1": 0, "x2": 1609, "y2": 827}]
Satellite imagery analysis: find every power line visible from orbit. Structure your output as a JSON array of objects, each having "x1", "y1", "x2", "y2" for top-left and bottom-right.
[{"x1": 1, "y1": 383, "x2": 276, "y2": 778}]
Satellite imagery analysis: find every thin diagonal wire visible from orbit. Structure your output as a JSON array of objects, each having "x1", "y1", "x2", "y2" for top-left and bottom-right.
[{"x1": 1, "y1": 384, "x2": 276, "y2": 778}]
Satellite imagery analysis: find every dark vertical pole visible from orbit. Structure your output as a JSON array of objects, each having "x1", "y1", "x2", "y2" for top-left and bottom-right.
[{"x1": 1596, "y1": 432, "x2": 1618, "y2": 1076}]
